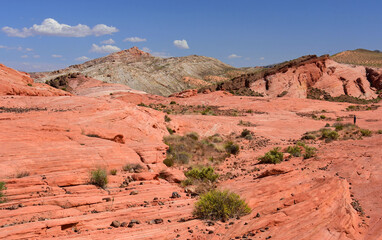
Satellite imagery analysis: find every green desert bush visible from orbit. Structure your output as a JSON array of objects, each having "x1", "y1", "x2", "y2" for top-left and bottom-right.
[
  {"x1": 193, "y1": 189, "x2": 251, "y2": 221},
  {"x1": 0, "y1": 181, "x2": 6, "y2": 203},
  {"x1": 186, "y1": 132, "x2": 199, "y2": 141},
  {"x1": 163, "y1": 158, "x2": 174, "y2": 167},
  {"x1": 259, "y1": 147, "x2": 283, "y2": 164},
  {"x1": 164, "y1": 115, "x2": 171, "y2": 122},
  {"x1": 224, "y1": 141, "x2": 240, "y2": 155},
  {"x1": 90, "y1": 168, "x2": 108, "y2": 189},
  {"x1": 360, "y1": 129, "x2": 372, "y2": 137},
  {"x1": 285, "y1": 145, "x2": 302, "y2": 157},
  {"x1": 303, "y1": 146, "x2": 317, "y2": 159},
  {"x1": 320, "y1": 128, "x2": 339, "y2": 141},
  {"x1": 377, "y1": 130, "x2": 382, "y2": 134},
  {"x1": 184, "y1": 167, "x2": 219, "y2": 183},
  {"x1": 240, "y1": 129, "x2": 252, "y2": 140}
]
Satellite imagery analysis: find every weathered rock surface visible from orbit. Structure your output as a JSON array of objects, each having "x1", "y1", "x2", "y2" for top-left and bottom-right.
[
  {"x1": 0, "y1": 64, "x2": 381, "y2": 239},
  {"x1": 0, "y1": 64, "x2": 70, "y2": 96},
  {"x1": 201, "y1": 55, "x2": 380, "y2": 100}
]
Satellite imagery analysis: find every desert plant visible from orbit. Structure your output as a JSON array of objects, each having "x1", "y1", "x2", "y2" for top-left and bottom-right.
[
  {"x1": 163, "y1": 158, "x2": 174, "y2": 167},
  {"x1": 377, "y1": 130, "x2": 382, "y2": 134},
  {"x1": 240, "y1": 129, "x2": 252, "y2": 138},
  {"x1": 16, "y1": 171, "x2": 30, "y2": 178},
  {"x1": 320, "y1": 115, "x2": 326, "y2": 119},
  {"x1": 285, "y1": 145, "x2": 302, "y2": 157},
  {"x1": 170, "y1": 101, "x2": 177, "y2": 105},
  {"x1": 0, "y1": 181, "x2": 6, "y2": 203},
  {"x1": 185, "y1": 167, "x2": 219, "y2": 183},
  {"x1": 259, "y1": 147, "x2": 283, "y2": 164},
  {"x1": 193, "y1": 190, "x2": 251, "y2": 221},
  {"x1": 336, "y1": 117, "x2": 343, "y2": 121},
  {"x1": 325, "y1": 123, "x2": 330, "y2": 127},
  {"x1": 320, "y1": 128, "x2": 339, "y2": 140},
  {"x1": 122, "y1": 163, "x2": 144, "y2": 173},
  {"x1": 224, "y1": 141, "x2": 240, "y2": 155},
  {"x1": 109, "y1": 169, "x2": 117, "y2": 175},
  {"x1": 166, "y1": 126, "x2": 174, "y2": 134},
  {"x1": 360, "y1": 129, "x2": 372, "y2": 137},
  {"x1": 186, "y1": 132, "x2": 199, "y2": 141},
  {"x1": 164, "y1": 115, "x2": 171, "y2": 122},
  {"x1": 90, "y1": 168, "x2": 108, "y2": 188},
  {"x1": 303, "y1": 146, "x2": 317, "y2": 159}
]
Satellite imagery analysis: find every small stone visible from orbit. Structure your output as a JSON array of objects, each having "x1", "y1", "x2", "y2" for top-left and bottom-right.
[
  {"x1": 120, "y1": 222, "x2": 127, "y2": 227},
  {"x1": 110, "y1": 220, "x2": 121, "y2": 228},
  {"x1": 130, "y1": 190, "x2": 139, "y2": 195},
  {"x1": 150, "y1": 218, "x2": 163, "y2": 224},
  {"x1": 171, "y1": 192, "x2": 181, "y2": 198},
  {"x1": 208, "y1": 230, "x2": 214, "y2": 234},
  {"x1": 130, "y1": 219, "x2": 140, "y2": 224},
  {"x1": 255, "y1": 213, "x2": 260, "y2": 218},
  {"x1": 188, "y1": 229, "x2": 193, "y2": 233}
]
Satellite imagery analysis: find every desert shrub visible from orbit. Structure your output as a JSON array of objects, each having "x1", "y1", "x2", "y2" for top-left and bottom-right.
[
  {"x1": 0, "y1": 181, "x2": 6, "y2": 203},
  {"x1": 185, "y1": 167, "x2": 219, "y2": 182},
  {"x1": 303, "y1": 146, "x2": 317, "y2": 159},
  {"x1": 193, "y1": 190, "x2": 251, "y2": 221},
  {"x1": 259, "y1": 147, "x2": 283, "y2": 164},
  {"x1": 210, "y1": 134, "x2": 223, "y2": 143},
  {"x1": 163, "y1": 158, "x2": 174, "y2": 167},
  {"x1": 137, "y1": 102, "x2": 147, "y2": 107},
  {"x1": 170, "y1": 101, "x2": 177, "y2": 105},
  {"x1": 336, "y1": 117, "x2": 343, "y2": 121},
  {"x1": 277, "y1": 91, "x2": 288, "y2": 97},
  {"x1": 240, "y1": 129, "x2": 252, "y2": 139},
  {"x1": 325, "y1": 123, "x2": 330, "y2": 127},
  {"x1": 90, "y1": 168, "x2": 108, "y2": 188},
  {"x1": 109, "y1": 169, "x2": 117, "y2": 175},
  {"x1": 320, "y1": 128, "x2": 339, "y2": 140},
  {"x1": 122, "y1": 163, "x2": 144, "y2": 173},
  {"x1": 224, "y1": 141, "x2": 240, "y2": 155},
  {"x1": 186, "y1": 132, "x2": 199, "y2": 140},
  {"x1": 302, "y1": 134, "x2": 316, "y2": 140},
  {"x1": 320, "y1": 115, "x2": 326, "y2": 119},
  {"x1": 360, "y1": 129, "x2": 372, "y2": 137},
  {"x1": 377, "y1": 130, "x2": 382, "y2": 134},
  {"x1": 164, "y1": 115, "x2": 171, "y2": 122},
  {"x1": 285, "y1": 145, "x2": 302, "y2": 157},
  {"x1": 166, "y1": 126, "x2": 174, "y2": 134},
  {"x1": 16, "y1": 171, "x2": 30, "y2": 178}
]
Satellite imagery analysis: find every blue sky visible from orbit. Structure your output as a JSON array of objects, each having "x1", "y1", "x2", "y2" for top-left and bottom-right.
[{"x1": 0, "y1": 0, "x2": 381, "y2": 72}]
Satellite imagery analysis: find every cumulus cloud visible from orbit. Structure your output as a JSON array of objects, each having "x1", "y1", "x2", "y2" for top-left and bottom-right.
[
  {"x1": 51, "y1": 54, "x2": 62, "y2": 58},
  {"x1": 173, "y1": 39, "x2": 189, "y2": 49},
  {"x1": 2, "y1": 18, "x2": 118, "y2": 38},
  {"x1": 228, "y1": 54, "x2": 241, "y2": 59},
  {"x1": 123, "y1": 37, "x2": 147, "y2": 42},
  {"x1": 152, "y1": 51, "x2": 172, "y2": 58},
  {"x1": 101, "y1": 38, "x2": 115, "y2": 44},
  {"x1": 25, "y1": 48, "x2": 33, "y2": 52},
  {"x1": 90, "y1": 44, "x2": 121, "y2": 53},
  {"x1": 260, "y1": 57, "x2": 265, "y2": 60},
  {"x1": 75, "y1": 56, "x2": 90, "y2": 61}
]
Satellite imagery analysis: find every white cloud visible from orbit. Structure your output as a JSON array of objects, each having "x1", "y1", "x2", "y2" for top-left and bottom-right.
[
  {"x1": 2, "y1": 18, "x2": 118, "y2": 38},
  {"x1": 90, "y1": 44, "x2": 121, "y2": 53},
  {"x1": 173, "y1": 39, "x2": 189, "y2": 49},
  {"x1": 123, "y1": 37, "x2": 147, "y2": 42},
  {"x1": 51, "y1": 54, "x2": 62, "y2": 58},
  {"x1": 25, "y1": 48, "x2": 33, "y2": 52},
  {"x1": 228, "y1": 54, "x2": 241, "y2": 59},
  {"x1": 21, "y1": 55, "x2": 28, "y2": 58},
  {"x1": 260, "y1": 57, "x2": 265, "y2": 60},
  {"x1": 75, "y1": 56, "x2": 90, "y2": 61},
  {"x1": 142, "y1": 47, "x2": 151, "y2": 53},
  {"x1": 101, "y1": 38, "x2": 115, "y2": 44}
]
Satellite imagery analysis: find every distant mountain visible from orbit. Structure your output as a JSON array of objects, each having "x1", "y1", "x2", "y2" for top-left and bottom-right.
[
  {"x1": 332, "y1": 49, "x2": 382, "y2": 68},
  {"x1": 201, "y1": 54, "x2": 382, "y2": 100},
  {"x1": 31, "y1": 47, "x2": 256, "y2": 96}
]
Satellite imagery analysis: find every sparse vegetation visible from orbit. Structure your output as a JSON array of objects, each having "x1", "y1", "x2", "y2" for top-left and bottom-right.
[
  {"x1": 360, "y1": 129, "x2": 372, "y2": 137},
  {"x1": 224, "y1": 141, "x2": 240, "y2": 155},
  {"x1": 164, "y1": 115, "x2": 171, "y2": 122},
  {"x1": 184, "y1": 167, "x2": 219, "y2": 183},
  {"x1": 0, "y1": 181, "x2": 6, "y2": 203},
  {"x1": 163, "y1": 133, "x2": 233, "y2": 166},
  {"x1": 320, "y1": 128, "x2": 339, "y2": 141},
  {"x1": 16, "y1": 171, "x2": 30, "y2": 178},
  {"x1": 90, "y1": 168, "x2": 108, "y2": 189},
  {"x1": 259, "y1": 147, "x2": 283, "y2": 164},
  {"x1": 285, "y1": 145, "x2": 302, "y2": 157},
  {"x1": 303, "y1": 145, "x2": 317, "y2": 159},
  {"x1": 240, "y1": 129, "x2": 253, "y2": 140},
  {"x1": 238, "y1": 120, "x2": 256, "y2": 127},
  {"x1": 109, "y1": 169, "x2": 117, "y2": 175},
  {"x1": 193, "y1": 189, "x2": 251, "y2": 221},
  {"x1": 122, "y1": 163, "x2": 144, "y2": 173},
  {"x1": 307, "y1": 88, "x2": 381, "y2": 104},
  {"x1": 166, "y1": 126, "x2": 174, "y2": 134}
]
